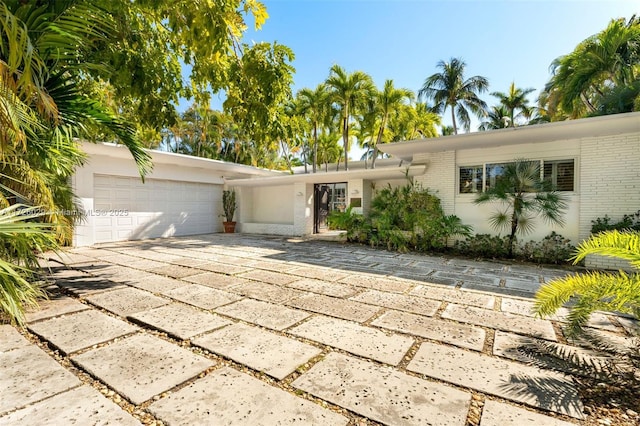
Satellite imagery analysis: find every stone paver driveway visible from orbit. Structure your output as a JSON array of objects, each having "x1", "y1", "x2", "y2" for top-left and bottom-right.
[{"x1": 2, "y1": 234, "x2": 635, "y2": 425}]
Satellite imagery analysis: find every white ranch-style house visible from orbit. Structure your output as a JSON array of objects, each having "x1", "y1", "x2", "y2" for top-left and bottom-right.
[{"x1": 73, "y1": 112, "x2": 640, "y2": 267}]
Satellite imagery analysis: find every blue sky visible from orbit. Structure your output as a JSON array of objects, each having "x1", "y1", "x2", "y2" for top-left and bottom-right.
[{"x1": 200, "y1": 0, "x2": 637, "y2": 155}]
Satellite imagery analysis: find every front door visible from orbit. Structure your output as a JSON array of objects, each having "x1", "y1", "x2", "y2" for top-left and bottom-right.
[
  {"x1": 314, "y1": 183, "x2": 347, "y2": 233},
  {"x1": 314, "y1": 184, "x2": 330, "y2": 233}
]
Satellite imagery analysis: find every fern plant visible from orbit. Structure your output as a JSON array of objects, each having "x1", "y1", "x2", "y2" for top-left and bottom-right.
[{"x1": 534, "y1": 230, "x2": 640, "y2": 336}]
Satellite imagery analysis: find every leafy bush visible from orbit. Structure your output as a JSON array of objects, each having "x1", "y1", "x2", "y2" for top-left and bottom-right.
[
  {"x1": 329, "y1": 184, "x2": 471, "y2": 253},
  {"x1": 453, "y1": 234, "x2": 511, "y2": 259},
  {"x1": 454, "y1": 232, "x2": 575, "y2": 265},
  {"x1": 518, "y1": 232, "x2": 575, "y2": 265},
  {"x1": 591, "y1": 210, "x2": 640, "y2": 234}
]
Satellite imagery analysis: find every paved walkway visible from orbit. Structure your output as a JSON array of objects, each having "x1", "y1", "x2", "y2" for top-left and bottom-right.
[{"x1": 1, "y1": 234, "x2": 636, "y2": 425}]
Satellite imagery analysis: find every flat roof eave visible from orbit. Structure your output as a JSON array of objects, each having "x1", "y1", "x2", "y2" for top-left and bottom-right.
[{"x1": 380, "y1": 112, "x2": 640, "y2": 162}]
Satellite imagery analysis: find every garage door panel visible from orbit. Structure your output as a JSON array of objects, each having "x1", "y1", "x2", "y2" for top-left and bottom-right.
[{"x1": 92, "y1": 175, "x2": 221, "y2": 243}]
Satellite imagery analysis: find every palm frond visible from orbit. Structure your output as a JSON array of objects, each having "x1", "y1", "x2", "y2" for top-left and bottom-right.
[{"x1": 573, "y1": 230, "x2": 640, "y2": 268}]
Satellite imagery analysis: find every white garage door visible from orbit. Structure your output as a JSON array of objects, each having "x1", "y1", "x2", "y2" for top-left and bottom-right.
[{"x1": 92, "y1": 174, "x2": 222, "y2": 243}]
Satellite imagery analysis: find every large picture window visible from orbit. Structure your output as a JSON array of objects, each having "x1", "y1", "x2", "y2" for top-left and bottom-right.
[{"x1": 458, "y1": 159, "x2": 575, "y2": 193}]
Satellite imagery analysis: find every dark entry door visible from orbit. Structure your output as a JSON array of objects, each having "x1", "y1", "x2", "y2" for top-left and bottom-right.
[{"x1": 314, "y1": 184, "x2": 330, "y2": 233}]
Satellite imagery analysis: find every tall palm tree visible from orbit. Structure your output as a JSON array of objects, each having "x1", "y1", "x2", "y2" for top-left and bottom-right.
[
  {"x1": 371, "y1": 80, "x2": 413, "y2": 168},
  {"x1": 541, "y1": 16, "x2": 640, "y2": 119},
  {"x1": 490, "y1": 82, "x2": 535, "y2": 127},
  {"x1": 296, "y1": 84, "x2": 329, "y2": 173},
  {"x1": 418, "y1": 58, "x2": 489, "y2": 134},
  {"x1": 325, "y1": 65, "x2": 374, "y2": 170}
]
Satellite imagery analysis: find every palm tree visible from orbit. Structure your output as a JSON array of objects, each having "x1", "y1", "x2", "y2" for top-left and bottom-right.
[
  {"x1": 490, "y1": 82, "x2": 535, "y2": 127},
  {"x1": 478, "y1": 105, "x2": 510, "y2": 131},
  {"x1": 0, "y1": 1, "x2": 151, "y2": 322},
  {"x1": 325, "y1": 65, "x2": 374, "y2": 170},
  {"x1": 418, "y1": 58, "x2": 489, "y2": 134},
  {"x1": 371, "y1": 80, "x2": 413, "y2": 168},
  {"x1": 541, "y1": 16, "x2": 640, "y2": 119},
  {"x1": 474, "y1": 159, "x2": 568, "y2": 257},
  {"x1": 296, "y1": 84, "x2": 330, "y2": 173},
  {"x1": 534, "y1": 230, "x2": 640, "y2": 336}
]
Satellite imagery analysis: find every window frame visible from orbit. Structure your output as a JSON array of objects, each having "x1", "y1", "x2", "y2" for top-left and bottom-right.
[{"x1": 457, "y1": 158, "x2": 577, "y2": 195}]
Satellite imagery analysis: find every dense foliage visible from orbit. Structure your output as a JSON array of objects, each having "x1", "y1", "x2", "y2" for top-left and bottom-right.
[{"x1": 328, "y1": 184, "x2": 471, "y2": 252}]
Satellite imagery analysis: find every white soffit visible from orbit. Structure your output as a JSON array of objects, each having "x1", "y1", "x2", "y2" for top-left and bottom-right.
[
  {"x1": 227, "y1": 165, "x2": 426, "y2": 187},
  {"x1": 381, "y1": 112, "x2": 640, "y2": 162}
]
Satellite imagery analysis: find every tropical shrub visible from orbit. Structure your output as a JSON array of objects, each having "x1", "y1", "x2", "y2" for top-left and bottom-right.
[
  {"x1": 453, "y1": 234, "x2": 511, "y2": 259},
  {"x1": 534, "y1": 230, "x2": 640, "y2": 336},
  {"x1": 0, "y1": 205, "x2": 58, "y2": 325},
  {"x1": 519, "y1": 232, "x2": 575, "y2": 265},
  {"x1": 591, "y1": 210, "x2": 640, "y2": 234},
  {"x1": 329, "y1": 184, "x2": 471, "y2": 252}
]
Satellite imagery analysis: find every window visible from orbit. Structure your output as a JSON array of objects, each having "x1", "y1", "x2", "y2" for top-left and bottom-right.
[
  {"x1": 458, "y1": 159, "x2": 575, "y2": 193},
  {"x1": 459, "y1": 166, "x2": 483, "y2": 193},
  {"x1": 544, "y1": 160, "x2": 574, "y2": 191}
]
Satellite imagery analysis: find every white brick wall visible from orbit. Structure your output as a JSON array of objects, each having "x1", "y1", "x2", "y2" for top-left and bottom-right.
[
  {"x1": 579, "y1": 132, "x2": 640, "y2": 270},
  {"x1": 413, "y1": 151, "x2": 456, "y2": 214}
]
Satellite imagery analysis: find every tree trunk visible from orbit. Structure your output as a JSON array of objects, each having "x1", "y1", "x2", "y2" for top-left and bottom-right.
[
  {"x1": 342, "y1": 113, "x2": 349, "y2": 171},
  {"x1": 450, "y1": 106, "x2": 458, "y2": 135},
  {"x1": 312, "y1": 123, "x2": 318, "y2": 173},
  {"x1": 371, "y1": 116, "x2": 387, "y2": 169}
]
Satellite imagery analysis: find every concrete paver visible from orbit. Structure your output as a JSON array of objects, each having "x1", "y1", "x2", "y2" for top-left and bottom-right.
[
  {"x1": 292, "y1": 352, "x2": 471, "y2": 426},
  {"x1": 480, "y1": 399, "x2": 575, "y2": 426},
  {"x1": 287, "y1": 293, "x2": 380, "y2": 322},
  {"x1": 28, "y1": 309, "x2": 138, "y2": 355},
  {"x1": 410, "y1": 284, "x2": 496, "y2": 309},
  {"x1": 372, "y1": 310, "x2": 486, "y2": 351},
  {"x1": 25, "y1": 295, "x2": 89, "y2": 323},
  {"x1": 149, "y1": 264, "x2": 201, "y2": 278},
  {"x1": 0, "y1": 385, "x2": 141, "y2": 426},
  {"x1": 85, "y1": 287, "x2": 169, "y2": 317},
  {"x1": 129, "y1": 303, "x2": 232, "y2": 340},
  {"x1": 228, "y1": 281, "x2": 306, "y2": 303},
  {"x1": 215, "y1": 298, "x2": 310, "y2": 330},
  {"x1": 442, "y1": 303, "x2": 557, "y2": 341},
  {"x1": 500, "y1": 297, "x2": 620, "y2": 332},
  {"x1": 193, "y1": 323, "x2": 321, "y2": 379},
  {"x1": 149, "y1": 367, "x2": 348, "y2": 425},
  {"x1": 287, "y1": 266, "x2": 349, "y2": 281},
  {"x1": 0, "y1": 344, "x2": 81, "y2": 414},
  {"x1": 339, "y1": 274, "x2": 413, "y2": 293},
  {"x1": 182, "y1": 272, "x2": 248, "y2": 289},
  {"x1": 55, "y1": 275, "x2": 125, "y2": 296},
  {"x1": 286, "y1": 278, "x2": 360, "y2": 298},
  {"x1": 0, "y1": 325, "x2": 28, "y2": 352},
  {"x1": 72, "y1": 333, "x2": 214, "y2": 405},
  {"x1": 350, "y1": 289, "x2": 441, "y2": 316},
  {"x1": 196, "y1": 261, "x2": 252, "y2": 275},
  {"x1": 289, "y1": 315, "x2": 413, "y2": 365},
  {"x1": 239, "y1": 269, "x2": 299, "y2": 286},
  {"x1": 165, "y1": 283, "x2": 242, "y2": 310},
  {"x1": 127, "y1": 275, "x2": 188, "y2": 294},
  {"x1": 406, "y1": 341, "x2": 584, "y2": 418}
]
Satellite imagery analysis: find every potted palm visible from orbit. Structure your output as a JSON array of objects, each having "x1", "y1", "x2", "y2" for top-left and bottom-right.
[{"x1": 222, "y1": 189, "x2": 237, "y2": 233}]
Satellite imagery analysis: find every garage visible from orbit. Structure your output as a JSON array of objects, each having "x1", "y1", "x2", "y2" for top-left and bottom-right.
[
  {"x1": 73, "y1": 142, "x2": 282, "y2": 246},
  {"x1": 92, "y1": 174, "x2": 222, "y2": 243}
]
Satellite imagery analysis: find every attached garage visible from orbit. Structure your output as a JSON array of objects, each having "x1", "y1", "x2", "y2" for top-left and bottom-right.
[
  {"x1": 73, "y1": 143, "x2": 281, "y2": 246},
  {"x1": 92, "y1": 175, "x2": 222, "y2": 243}
]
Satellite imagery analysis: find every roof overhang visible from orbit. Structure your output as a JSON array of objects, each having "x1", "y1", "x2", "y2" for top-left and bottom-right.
[
  {"x1": 228, "y1": 165, "x2": 425, "y2": 187},
  {"x1": 81, "y1": 142, "x2": 284, "y2": 178},
  {"x1": 380, "y1": 112, "x2": 640, "y2": 162}
]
